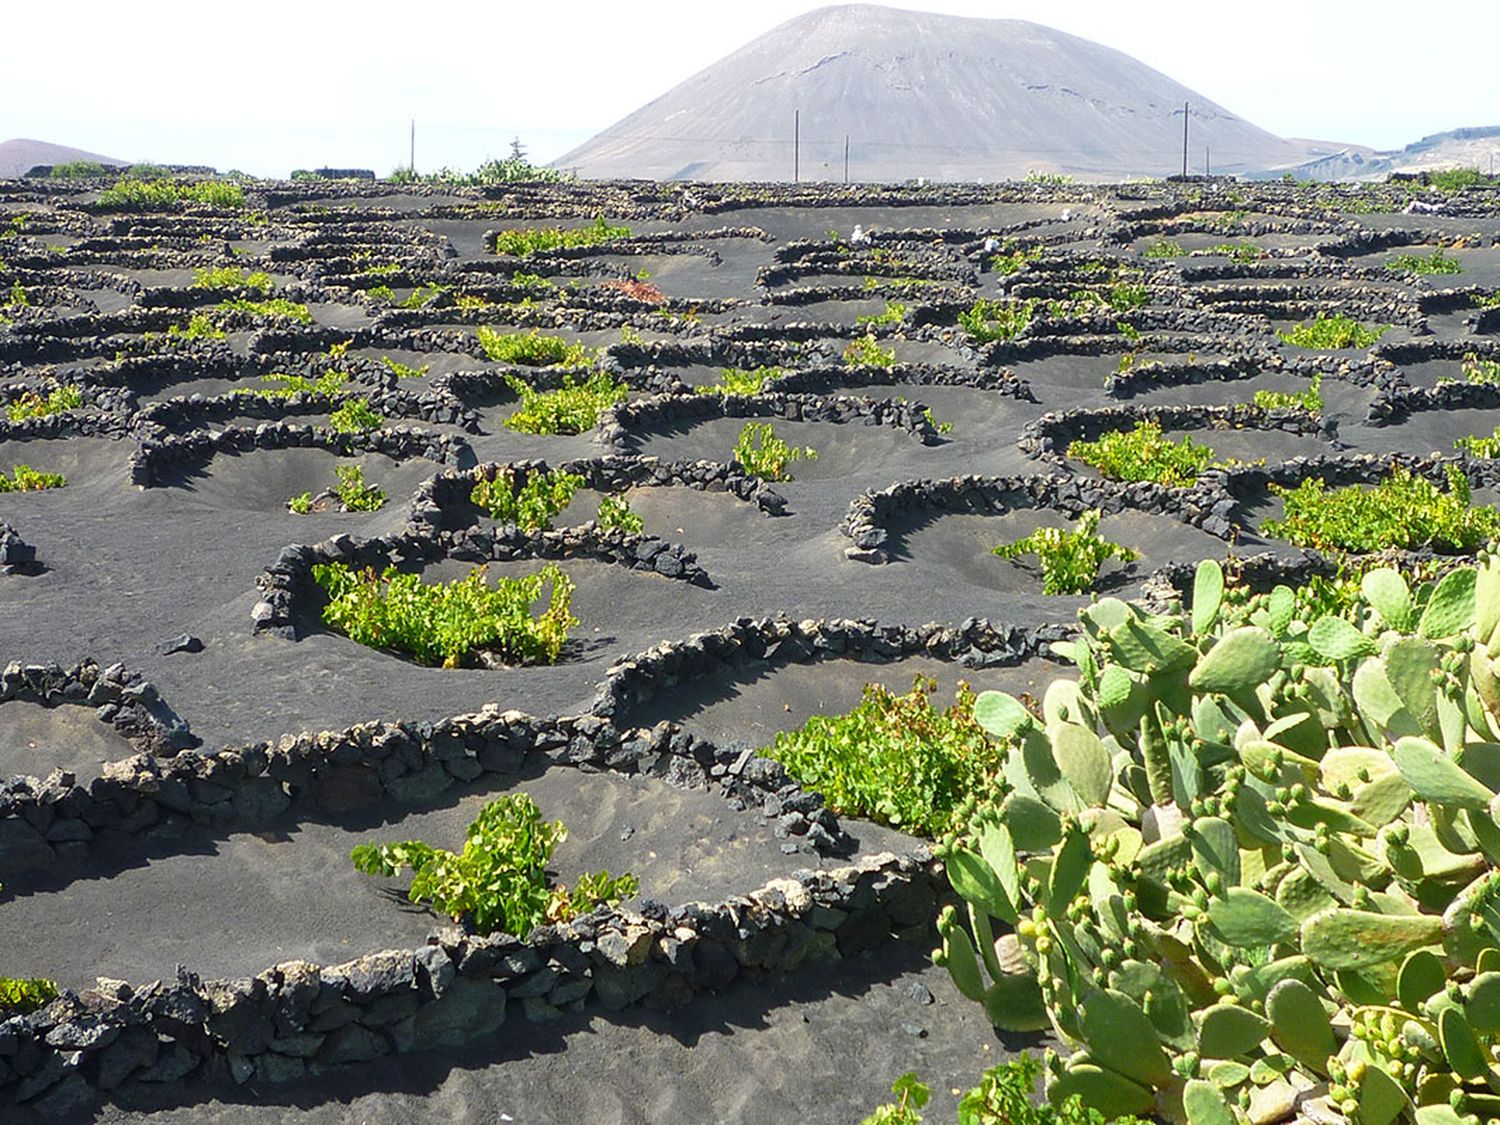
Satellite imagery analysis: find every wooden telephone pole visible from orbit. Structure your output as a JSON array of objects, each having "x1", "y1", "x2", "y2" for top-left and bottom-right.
[
  {"x1": 794, "y1": 110, "x2": 800, "y2": 183},
  {"x1": 1181, "y1": 102, "x2": 1189, "y2": 179}
]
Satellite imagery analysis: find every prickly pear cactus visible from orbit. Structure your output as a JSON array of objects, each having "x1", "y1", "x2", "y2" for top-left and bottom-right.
[{"x1": 937, "y1": 552, "x2": 1500, "y2": 1124}]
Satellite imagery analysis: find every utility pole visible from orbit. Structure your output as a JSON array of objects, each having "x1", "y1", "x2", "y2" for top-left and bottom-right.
[
  {"x1": 409, "y1": 120, "x2": 415, "y2": 175},
  {"x1": 1181, "y1": 102, "x2": 1189, "y2": 179},
  {"x1": 794, "y1": 109, "x2": 800, "y2": 183},
  {"x1": 844, "y1": 135, "x2": 850, "y2": 184},
  {"x1": 1206, "y1": 147, "x2": 1211, "y2": 176}
]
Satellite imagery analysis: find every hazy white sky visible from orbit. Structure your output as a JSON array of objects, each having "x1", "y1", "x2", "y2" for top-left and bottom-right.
[{"x1": 8, "y1": 0, "x2": 1497, "y2": 175}]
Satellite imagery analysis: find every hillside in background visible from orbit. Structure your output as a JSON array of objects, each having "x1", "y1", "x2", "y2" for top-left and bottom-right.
[
  {"x1": 1278, "y1": 125, "x2": 1500, "y2": 182},
  {"x1": 0, "y1": 138, "x2": 126, "y2": 179},
  {"x1": 556, "y1": 4, "x2": 1337, "y2": 182}
]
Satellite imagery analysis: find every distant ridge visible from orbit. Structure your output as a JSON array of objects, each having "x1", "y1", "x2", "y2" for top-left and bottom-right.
[
  {"x1": 0, "y1": 138, "x2": 127, "y2": 179},
  {"x1": 1279, "y1": 125, "x2": 1500, "y2": 183},
  {"x1": 557, "y1": 4, "x2": 1329, "y2": 182}
]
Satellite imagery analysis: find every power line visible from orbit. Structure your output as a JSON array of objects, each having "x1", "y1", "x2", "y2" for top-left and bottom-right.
[{"x1": 549, "y1": 131, "x2": 1305, "y2": 159}]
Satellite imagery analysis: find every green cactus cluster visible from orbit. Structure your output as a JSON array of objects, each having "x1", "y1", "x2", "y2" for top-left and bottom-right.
[{"x1": 936, "y1": 552, "x2": 1500, "y2": 1124}]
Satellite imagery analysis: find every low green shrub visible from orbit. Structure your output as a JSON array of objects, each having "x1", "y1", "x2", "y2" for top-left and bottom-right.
[
  {"x1": 471, "y1": 468, "x2": 583, "y2": 529},
  {"x1": 0, "y1": 464, "x2": 66, "y2": 492},
  {"x1": 252, "y1": 370, "x2": 347, "y2": 400},
  {"x1": 1067, "y1": 421, "x2": 1216, "y2": 487},
  {"x1": 764, "y1": 676, "x2": 1003, "y2": 838},
  {"x1": 923, "y1": 408, "x2": 954, "y2": 435},
  {"x1": 1455, "y1": 426, "x2": 1500, "y2": 458},
  {"x1": 1386, "y1": 248, "x2": 1463, "y2": 276},
  {"x1": 381, "y1": 356, "x2": 430, "y2": 379},
  {"x1": 1107, "y1": 281, "x2": 1149, "y2": 311},
  {"x1": 5, "y1": 280, "x2": 29, "y2": 309},
  {"x1": 988, "y1": 243, "x2": 1042, "y2": 275},
  {"x1": 694, "y1": 366, "x2": 784, "y2": 397},
  {"x1": 477, "y1": 327, "x2": 591, "y2": 368},
  {"x1": 959, "y1": 298, "x2": 1034, "y2": 343},
  {"x1": 491, "y1": 216, "x2": 629, "y2": 257},
  {"x1": 401, "y1": 282, "x2": 447, "y2": 309},
  {"x1": 596, "y1": 494, "x2": 644, "y2": 533},
  {"x1": 328, "y1": 399, "x2": 383, "y2": 434},
  {"x1": 1263, "y1": 463, "x2": 1500, "y2": 551},
  {"x1": 5, "y1": 385, "x2": 81, "y2": 421},
  {"x1": 351, "y1": 793, "x2": 636, "y2": 937},
  {"x1": 1205, "y1": 241, "x2": 1263, "y2": 263},
  {"x1": 502, "y1": 371, "x2": 627, "y2": 435},
  {"x1": 860, "y1": 1072, "x2": 928, "y2": 1125},
  {"x1": 510, "y1": 272, "x2": 555, "y2": 293},
  {"x1": 193, "y1": 266, "x2": 273, "y2": 293},
  {"x1": 333, "y1": 464, "x2": 386, "y2": 511},
  {"x1": 1278, "y1": 313, "x2": 1389, "y2": 349},
  {"x1": 992, "y1": 509, "x2": 1137, "y2": 594},
  {"x1": 286, "y1": 458, "x2": 386, "y2": 514},
  {"x1": 1428, "y1": 166, "x2": 1493, "y2": 191},
  {"x1": 166, "y1": 313, "x2": 225, "y2": 340},
  {"x1": 1450, "y1": 353, "x2": 1500, "y2": 386},
  {"x1": 0, "y1": 977, "x2": 59, "y2": 1015},
  {"x1": 1142, "y1": 237, "x2": 1184, "y2": 258},
  {"x1": 843, "y1": 333, "x2": 897, "y2": 368},
  {"x1": 47, "y1": 161, "x2": 114, "y2": 179},
  {"x1": 862, "y1": 1057, "x2": 1145, "y2": 1125},
  {"x1": 216, "y1": 297, "x2": 312, "y2": 325},
  {"x1": 733, "y1": 421, "x2": 816, "y2": 481},
  {"x1": 95, "y1": 178, "x2": 245, "y2": 210},
  {"x1": 389, "y1": 146, "x2": 571, "y2": 187},
  {"x1": 856, "y1": 300, "x2": 908, "y2": 327},
  {"x1": 313, "y1": 560, "x2": 576, "y2": 667},
  {"x1": 1046, "y1": 290, "x2": 1107, "y2": 319},
  {"x1": 1252, "y1": 373, "x2": 1323, "y2": 414}
]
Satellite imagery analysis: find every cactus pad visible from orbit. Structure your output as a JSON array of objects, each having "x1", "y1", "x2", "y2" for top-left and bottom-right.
[
  {"x1": 1188, "y1": 626, "x2": 1281, "y2": 695},
  {"x1": 1078, "y1": 988, "x2": 1174, "y2": 1088},
  {"x1": 1300, "y1": 907, "x2": 1444, "y2": 970},
  {"x1": 1207, "y1": 887, "x2": 1297, "y2": 947}
]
